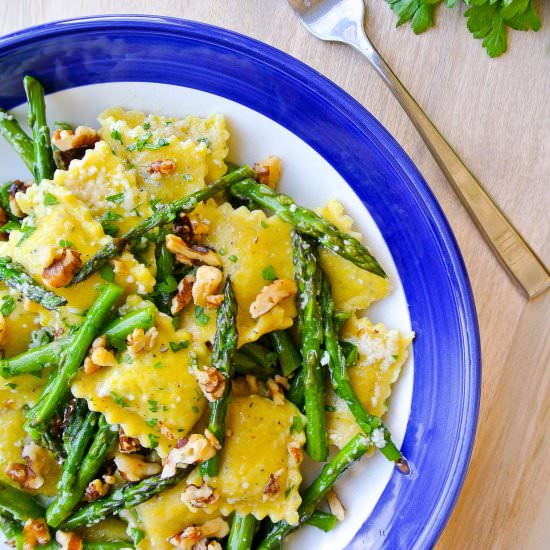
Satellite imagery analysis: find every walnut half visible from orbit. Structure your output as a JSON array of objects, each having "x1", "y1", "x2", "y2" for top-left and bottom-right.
[
  {"x1": 249, "y1": 279, "x2": 297, "y2": 319},
  {"x1": 42, "y1": 248, "x2": 82, "y2": 288},
  {"x1": 166, "y1": 234, "x2": 221, "y2": 267},
  {"x1": 168, "y1": 518, "x2": 229, "y2": 549}
]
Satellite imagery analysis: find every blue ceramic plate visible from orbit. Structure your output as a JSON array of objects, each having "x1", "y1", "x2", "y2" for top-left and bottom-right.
[{"x1": 0, "y1": 16, "x2": 480, "y2": 549}]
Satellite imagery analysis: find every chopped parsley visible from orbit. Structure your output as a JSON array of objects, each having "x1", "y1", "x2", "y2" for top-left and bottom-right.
[
  {"x1": 111, "y1": 392, "x2": 129, "y2": 408},
  {"x1": 43, "y1": 193, "x2": 58, "y2": 206},
  {"x1": 284, "y1": 484, "x2": 295, "y2": 499},
  {"x1": 145, "y1": 418, "x2": 158, "y2": 427},
  {"x1": 16, "y1": 225, "x2": 36, "y2": 247},
  {"x1": 4, "y1": 382, "x2": 17, "y2": 389},
  {"x1": 153, "y1": 362, "x2": 164, "y2": 370},
  {"x1": 0, "y1": 295, "x2": 16, "y2": 317},
  {"x1": 111, "y1": 129, "x2": 123, "y2": 144},
  {"x1": 261, "y1": 220, "x2": 269, "y2": 229},
  {"x1": 101, "y1": 220, "x2": 120, "y2": 237},
  {"x1": 169, "y1": 340, "x2": 190, "y2": 352},
  {"x1": 58, "y1": 239, "x2": 74, "y2": 248},
  {"x1": 290, "y1": 415, "x2": 303, "y2": 433},
  {"x1": 102, "y1": 211, "x2": 123, "y2": 221},
  {"x1": 195, "y1": 306, "x2": 210, "y2": 326},
  {"x1": 147, "y1": 433, "x2": 159, "y2": 448},
  {"x1": 99, "y1": 264, "x2": 115, "y2": 282},
  {"x1": 182, "y1": 173, "x2": 193, "y2": 182},
  {"x1": 156, "y1": 275, "x2": 178, "y2": 294},
  {"x1": 191, "y1": 405, "x2": 199, "y2": 413},
  {"x1": 144, "y1": 137, "x2": 170, "y2": 150},
  {"x1": 262, "y1": 265, "x2": 277, "y2": 281},
  {"x1": 106, "y1": 193, "x2": 125, "y2": 205},
  {"x1": 228, "y1": 254, "x2": 238, "y2": 263},
  {"x1": 218, "y1": 248, "x2": 226, "y2": 256},
  {"x1": 148, "y1": 400, "x2": 159, "y2": 413},
  {"x1": 392, "y1": 354, "x2": 399, "y2": 360},
  {"x1": 143, "y1": 122, "x2": 151, "y2": 130}
]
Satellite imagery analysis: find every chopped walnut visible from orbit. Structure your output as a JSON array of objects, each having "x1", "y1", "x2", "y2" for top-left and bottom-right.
[
  {"x1": 119, "y1": 428, "x2": 142, "y2": 454},
  {"x1": 166, "y1": 234, "x2": 221, "y2": 267},
  {"x1": 55, "y1": 530, "x2": 83, "y2": 550},
  {"x1": 52, "y1": 126, "x2": 100, "y2": 152},
  {"x1": 205, "y1": 294, "x2": 224, "y2": 309},
  {"x1": 6, "y1": 443, "x2": 47, "y2": 490},
  {"x1": 194, "y1": 365, "x2": 226, "y2": 402},
  {"x1": 327, "y1": 489, "x2": 346, "y2": 522},
  {"x1": 161, "y1": 434, "x2": 217, "y2": 479},
  {"x1": 190, "y1": 218, "x2": 210, "y2": 236},
  {"x1": 204, "y1": 428, "x2": 221, "y2": 451},
  {"x1": 249, "y1": 279, "x2": 297, "y2": 319},
  {"x1": 254, "y1": 156, "x2": 281, "y2": 188},
  {"x1": 288, "y1": 442, "x2": 303, "y2": 466},
  {"x1": 181, "y1": 481, "x2": 219, "y2": 509},
  {"x1": 23, "y1": 518, "x2": 50, "y2": 550},
  {"x1": 148, "y1": 159, "x2": 176, "y2": 175},
  {"x1": 90, "y1": 346, "x2": 118, "y2": 368},
  {"x1": 192, "y1": 266, "x2": 223, "y2": 308},
  {"x1": 171, "y1": 274, "x2": 195, "y2": 315},
  {"x1": 83, "y1": 357, "x2": 100, "y2": 375},
  {"x1": 0, "y1": 313, "x2": 6, "y2": 350},
  {"x1": 42, "y1": 248, "x2": 82, "y2": 288},
  {"x1": 7, "y1": 180, "x2": 30, "y2": 219},
  {"x1": 168, "y1": 518, "x2": 229, "y2": 549},
  {"x1": 127, "y1": 326, "x2": 159, "y2": 357},
  {"x1": 114, "y1": 452, "x2": 161, "y2": 482},
  {"x1": 266, "y1": 378, "x2": 286, "y2": 405},
  {"x1": 245, "y1": 374, "x2": 259, "y2": 394},
  {"x1": 263, "y1": 469, "x2": 284, "y2": 500},
  {"x1": 159, "y1": 421, "x2": 175, "y2": 442},
  {"x1": 84, "y1": 478, "x2": 110, "y2": 501}
]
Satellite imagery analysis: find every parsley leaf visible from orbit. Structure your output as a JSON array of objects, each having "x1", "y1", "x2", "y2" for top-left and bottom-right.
[
  {"x1": 111, "y1": 392, "x2": 129, "y2": 408},
  {"x1": 106, "y1": 193, "x2": 125, "y2": 205},
  {"x1": 262, "y1": 265, "x2": 277, "y2": 281},
  {"x1": 44, "y1": 193, "x2": 58, "y2": 206},
  {"x1": 99, "y1": 264, "x2": 115, "y2": 282},
  {"x1": 195, "y1": 306, "x2": 210, "y2": 326},
  {"x1": 58, "y1": 239, "x2": 74, "y2": 248},
  {"x1": 0, "y1": 295, "x2": 16, "y2": 317},
  {"x1": 111, "y1": 129, "x2": 123, "y2": 144},
  {"x1": 169, "y1": 340, "x2": 190, "y2": 352}
]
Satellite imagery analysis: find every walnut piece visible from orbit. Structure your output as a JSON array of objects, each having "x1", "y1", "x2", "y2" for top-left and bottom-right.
[
  {"x1": 249, "y1": 278, "x2": 297, "y2": 319},
  {"x1": 161, "y1": 433, "x2": 217, "y2": 479},
  {"x1": 127, "y1": 326, "x2": 159, "y2": 357},
  {"x1": 192, "y1": 266, "x2": 223, "y2": 308},
  {"x1": 194, "y1": 365, "x2": 226, "y2": 402},
  {"x1": 147, "y1": 159, "x2": 176, "y2": 175},
  {"x1": 181, "y1": 481, "x2": 219, "y2": 510},
  {"x1": 205, "y1": 294, "x2": 224, "y2": 309},
  {"x1": 168, "y1": 518, "x2": 229, "y2": 549},
  {"x1": 23, "y1": 518, "x2": 50, "y2": 550},
  {"x1": 171, "y1": 274, "x2": 195, "y2": 315},
  {"x1": 288, "y1": 442, "x2": 303, "y2": 466},
  {"x1": 263, "y1": 469, "x2": 284, "y2": 500},
  {"x1": 55, "y1": 530, "x2": 83, "y2": 550},
  {"x1": 254, "y1": 155, "x2": 281, "y2": 188},
  {"x1": 114, "y1": 452, "x2": 161, "y2": 482},
  {"x1": 6, "y1": 443, "x2": 47, "y2": 490},
  {"x1": 42, "y1": 248, "x2": 82, "y2": 288},
  {"x1": 90, "y1": 346, "x2": 118, "y2": 368},
  {"x1": 166, "y1": 234, "x2": 221, "y2": 267},
  {"x1": 84, "y1": 478, "x2": 110, "y2": 501},
  {"x1": 327, "y1": 488, "x2": 346, "y2": 521},
  {"x1": 266, "y1": 378, "x2": 286, "y2": 405},
  {"x1": 52, "y1": 126, "x2": 100, "y2": 152},
  {"x1": 119, "y1": 428, "x2": 142, "y2": 454}
]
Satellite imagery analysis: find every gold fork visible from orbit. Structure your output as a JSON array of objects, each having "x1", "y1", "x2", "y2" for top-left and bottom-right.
[{"x1": 288, "y1": 0, "x2": 549, "y2": 299}]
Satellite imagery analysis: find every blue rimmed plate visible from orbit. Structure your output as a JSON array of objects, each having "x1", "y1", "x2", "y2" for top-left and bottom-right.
[{"x1": 0, "y1": 16, "x2": 480, "y2": 549}]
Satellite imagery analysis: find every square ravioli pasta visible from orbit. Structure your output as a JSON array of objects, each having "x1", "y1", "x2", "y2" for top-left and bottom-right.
[
  {"x1": 326, "y1": 314, "x2": 414, "y2": 448},
  {"x1": 71, "y1": 307, "x2": 207, "y2": 457},
  {"x1": 98, "y1": 107, "x2": 229, "y2": 203}
]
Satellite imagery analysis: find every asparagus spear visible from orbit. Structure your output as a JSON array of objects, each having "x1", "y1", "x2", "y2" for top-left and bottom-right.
[
  {"x1": 23, "y1": 75, "x2": 56, "y2": 183},
  {"x1": 227, "y1": 513, "x2": 257, "y2": 550},
  {"x1": 72, "y1": 166, "x2": 254, "y2": 285},
  {"x1": 46, "y1": 410, "x2": 100, "y2": 526},
  {"x1": 292, "y1": 231, "x2": 327, "y2": 462},
  {"x1": 62, "y1": 399, "x2": 89, "y2": 455},
  {"x1": 230, "y1": 179, "x2": 386, "y2": 277},
  {"x1": 257, "y1": 434, "x2": 370, "y2": 549},
  {"x1": 0, "y1": 108, "x2": 35, "y2": 174},
  {"x1": 287, "y1": 367, "x2": 304, "y2": 408},
  {"x1": 0, "y1": 257, "x2": 67, "y2": 310},
  {"x1": 200, "y1": 278, "x2": 238, "y2": 477},
  {"x1": 24, "y1": 283, "x2": 123, "y2": 440},
  {"x1": 61, "y1": 466, "x2": 192, "y2": 530},
  {"x1": 1, "y1": 303, "x2": 155, "y2": 377},
  {"x1": 0, "y1": 511, "x2": 23, "y2": 549},
  {"x1": 239, "y1": 341, "x2": 278, "y2": 371},
  {"x1": 270, "y1": 330, "x2": 301, "y2": 377},
  {"x1": 0, "y1": 481, "x2": 44, "y2": 521},
  {"x1": 232, "y1": 351, "x2": 277, "y2": 379},
  {"x1": 306, "y1": 511, "x2": 338, "y2": 532},
  {"x1": 153, "y1": 235, "x2": 176, "y2": 315},
  {"x1": 320, "y1": 273, "x2": 408, "y2": 469},
  {"x1": 47, "y1": 416, "x2": 118, "y2": 527}
]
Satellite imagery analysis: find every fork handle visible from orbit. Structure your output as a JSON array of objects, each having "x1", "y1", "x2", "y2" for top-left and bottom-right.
[{"x1": 350, "y1": 36, "x2": 549, "y2": 299}]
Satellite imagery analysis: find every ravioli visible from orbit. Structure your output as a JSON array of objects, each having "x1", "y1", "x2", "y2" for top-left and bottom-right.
[
  {"x1": 326, "y1": 315, "x2": 414, "y2": 448},
  {"x1": 208, "y1": 395, "x2": 305, "y2": 525},
  {"x1": 71, "y1": 308, "x2": 207, "y2": 457},
  {"x1": 98, "y1": 108, "x2": 229, "y2": 203},
  {"x1": 178, "y1": 201, "x2": 297, "y2": 347},
  {"x1": 317, "y1": 200, "x2": 390, "y2": 311}
]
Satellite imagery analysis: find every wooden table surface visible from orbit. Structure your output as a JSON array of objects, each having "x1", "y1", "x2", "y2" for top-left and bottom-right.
[{"x1": 1, "y1": 1, "x2": 549, "y2": 548}]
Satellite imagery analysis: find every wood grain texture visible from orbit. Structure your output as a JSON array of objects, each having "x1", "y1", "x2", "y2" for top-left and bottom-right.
[{"x1": 1, "y1": 1, "x2": 549, "y2": 547}]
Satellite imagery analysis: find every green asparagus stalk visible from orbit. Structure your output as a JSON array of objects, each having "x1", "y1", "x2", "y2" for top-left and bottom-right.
[
  {"x1": 153, "y1": 235, "x2": 176, "y2": 315},
  {"x1": 320, "y1": 273, "x2": 407, "y2": 468},
  {"x1": 340, "y1": 340, "x2": 359, "y2": 369},
  {"x1": 24, "y1": 283, "x2": 123, "y2": 440},
  {"x1": 231, "y1": 179, "x2": 386, "y2": 277},
  {"x1": 227, "y1": 513, "x2": 257, "y2": 550},
  {"x1": 239, "y1": 341, "x2": 278, "y2": 371},
  {"x1": 306, "y1": 511, "x2": 338, "y2": 532},
  {"x1": 0, "y1": 257, "x2": 67, "y2": 310},
  {"x1": 23, "y1": 75, "x2": 56, "y2": 183},
  {"x1": 0, "y1": 511, "x2": 23, "y2": 549},
  {"x1": 40, "y1": 540, "x2": 134, "y2": 550},
  {"x1": 0, "y1": 108, "x2": 35, "y2": 174},
  {"x1": 46, "y1": 410, "x2": 100, "y2": 526},
  {"x1": 292, "y1": 232, "x2": 327, "y2": 462},
  {"x1": 73, "y1": 166, "x2": 254, "y2": 285},
  {"x1": 232, "y1": 351, "x2": 277, "y2": 379},
  {"x1": 0, "y1": 481, "x2": 44, "y2": 521},
  {"x1": 270, "y1": 330, "x2": 301, "y2": 377},
  {"x1": 333, "y1": 310, "x2": 352, "y2": 333},
  {"x1": 201, "y1": 278, "x2": 238, "y2": 477},
  {"x1": 287, "y1": 367, "x2": 304, "y2": 408},
  {"x1": 62, "y1": 399, "x2": 89, "y2": 455},
  {"x1": 257, "y1": 434, "x2": 370, "y2": 549},
  {"x1": 102, "y1": 304, "x2": 156, "y2": 349},
  {"x1": 61, "y1": 466, "x2": 192, "y2": 530}
]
